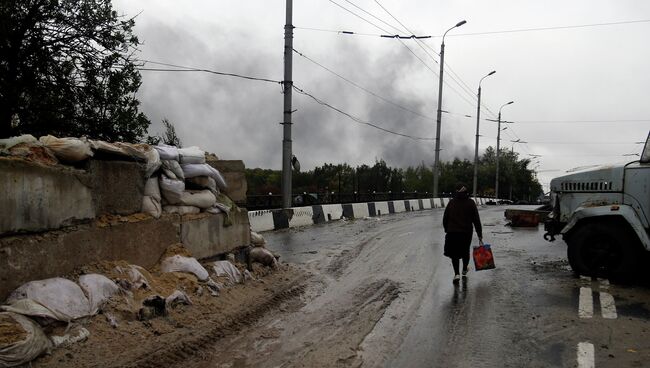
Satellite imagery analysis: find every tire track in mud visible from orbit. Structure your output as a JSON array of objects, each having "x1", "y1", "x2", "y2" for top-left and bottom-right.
[{"x1": 121, "y1": 283, "x2": 307, "y2": 368}]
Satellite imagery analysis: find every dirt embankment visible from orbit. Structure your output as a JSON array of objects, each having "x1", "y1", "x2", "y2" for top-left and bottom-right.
[{"x1": 33, "y1": 262, "x2": 307, "y2": 368}]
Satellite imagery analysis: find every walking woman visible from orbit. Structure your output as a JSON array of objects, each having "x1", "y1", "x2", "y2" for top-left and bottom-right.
[{"x1": 443, "y1": 183, "x2": 483, "y2": 283}]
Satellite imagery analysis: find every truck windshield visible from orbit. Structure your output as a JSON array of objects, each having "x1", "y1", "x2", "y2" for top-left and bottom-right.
[{"x1": 642, "y1": 131, "x2": 650, "y2": 163}]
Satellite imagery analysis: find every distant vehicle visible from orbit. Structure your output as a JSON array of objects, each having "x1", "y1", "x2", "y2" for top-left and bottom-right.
[
  {"x1": 543, "y1": 131, "x2": 650, "y2": 279},
  {"x1": 497, "y1": 199, "x2": 513, "y2": 205}
]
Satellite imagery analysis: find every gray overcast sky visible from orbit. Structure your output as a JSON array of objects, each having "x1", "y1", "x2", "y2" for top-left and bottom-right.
[{"x1": 114, "y1": 0, "x2": 650, "y2": 191}]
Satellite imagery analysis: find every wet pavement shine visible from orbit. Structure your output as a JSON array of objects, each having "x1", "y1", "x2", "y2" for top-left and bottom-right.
[{"x1": 185, "y1": 206, "x2": 650, "y2": 368}]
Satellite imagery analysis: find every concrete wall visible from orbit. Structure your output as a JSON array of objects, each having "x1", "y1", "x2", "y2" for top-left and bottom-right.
[
  {"x1": 0, "y1": 210, "x2": 251, "y2": 301},
  {"x1": 0, "y1": 159, "x2": 94, "y2": 234}
]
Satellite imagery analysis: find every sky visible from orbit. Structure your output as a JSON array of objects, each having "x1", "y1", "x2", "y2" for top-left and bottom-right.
[{"x1": 113, "y1": 0, "x2": 650, "y2": 192}]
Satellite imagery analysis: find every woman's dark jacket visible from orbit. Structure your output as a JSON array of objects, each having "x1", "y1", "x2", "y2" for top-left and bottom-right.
[{"x1": 442, "y1": 193, "x2": 483, "y2": 238}]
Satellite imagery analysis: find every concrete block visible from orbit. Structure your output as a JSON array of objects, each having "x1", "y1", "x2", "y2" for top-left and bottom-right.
[
  {"x1": 248, "y1": 209, "x2": 275, "y2": 232},
  {"x1": 352, "y1": 203, "x2": 370, "y2": 218},
  {"x1": 88, "y1": 160, "x2": 146, "y2": 216},
  {"x1": 375, "y1": 201, "x2": 389, "y2": 216},
  {"x1": 180, "y1": 210, "x2": 250, "y2": 259},
  {"x1": 0, "y1": 159, "x2": 94, "y2": 234},
  {"x1": 393, "y1": 200, "x2": 406, "y2": 213},
  {"x1": 0, "y1": 215, "x2": 180, "y2": 300},
  {"x1": 289, "y1": 207, "x2": 314, "y2": 227},
  {"x1": 321, "y1": 204, "x2": 343, "y2": 221}
]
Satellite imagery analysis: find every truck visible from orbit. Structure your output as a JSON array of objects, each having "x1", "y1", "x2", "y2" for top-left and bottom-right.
[{"x1": 543, "y1": 131, "x2": 650, "y2": 279}]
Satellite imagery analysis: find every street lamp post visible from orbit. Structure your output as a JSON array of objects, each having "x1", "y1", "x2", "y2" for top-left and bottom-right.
[
  {"x1": 433, "y1": 20, "x2": 466, "y2": 198},
  {"x1": 472, "y1": 70, "x2": 496, "y2": 199},
  {"x1": 495, "y1": 101, "x2": 514, "y2": 201}
]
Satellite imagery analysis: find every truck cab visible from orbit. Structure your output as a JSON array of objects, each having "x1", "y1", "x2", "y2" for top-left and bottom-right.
[{"x1": 544, "y1": 131, "x2": 650, "y2": 279}]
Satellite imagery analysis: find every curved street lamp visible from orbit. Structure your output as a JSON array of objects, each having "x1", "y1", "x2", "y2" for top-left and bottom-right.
[
  {"x1": 472, "y1": 70, "x2": 496, "y2": 198},
  {"x1": 433, "y1": 20, "x2": 467, "y2": 197},
  {"x1": 495, "y1": 101, "x2": 514, "y2": 200}
]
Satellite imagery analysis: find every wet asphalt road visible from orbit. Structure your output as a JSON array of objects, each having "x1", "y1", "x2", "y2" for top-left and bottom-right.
[{"x1": 189, "y1": 206, "x2": 650, "y2": 367}]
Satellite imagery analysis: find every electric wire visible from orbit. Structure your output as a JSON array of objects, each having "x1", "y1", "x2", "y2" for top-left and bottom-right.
[
  {"x1": 292, "y1": 84, "x2": 435, "y2": 141},
  {"x1": 293, "y1": 48, "x2": 436, "y2": 120},
  {"x1": 139, "y1": 60, "x2": 282, "y2": 84}
]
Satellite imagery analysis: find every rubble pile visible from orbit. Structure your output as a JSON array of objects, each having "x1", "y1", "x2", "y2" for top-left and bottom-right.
[{"x1": 0, "y1": 242, "x2": 278, "y2": 367}]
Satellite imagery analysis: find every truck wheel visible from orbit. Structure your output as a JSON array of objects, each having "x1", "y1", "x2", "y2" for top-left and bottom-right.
[{"x1": 566, "y1": 223, "x2": 640, "y2": 280}]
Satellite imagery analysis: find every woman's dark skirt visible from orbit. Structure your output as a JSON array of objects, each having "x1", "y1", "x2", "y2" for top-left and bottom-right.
[{"x1": 444, "y1": 232, "x2": 473, "y2": 259}]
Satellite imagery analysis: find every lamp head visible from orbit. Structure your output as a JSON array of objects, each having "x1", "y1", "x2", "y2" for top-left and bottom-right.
[
  {"x1": 488, "y1": 70, "x2": 496, "y2": 76},
  {"x1": 456, "y1": 20, "x2": 467, "y2": 27}
]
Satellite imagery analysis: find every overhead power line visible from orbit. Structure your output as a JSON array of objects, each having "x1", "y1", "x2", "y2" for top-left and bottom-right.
[
  {"x1": 293, "y1": 48, "x2": 436, "y2": 120},
  {"x1": 139, "y1": 60, "x2": 282, "y2": 84},
  {"x1": 512, "y1": 119, "x2": 650, "y2": 124},
  {"x1": 292, "y1": 84, "x2": 435, "y2": 141}
]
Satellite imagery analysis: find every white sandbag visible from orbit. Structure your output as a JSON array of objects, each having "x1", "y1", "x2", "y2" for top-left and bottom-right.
[
  {"x1": 205, "y1": 206, "x2": 222, "y2": 214},
  {"x1": 6, "y1": 278, "x2": 90, "y2": 321},
  {"x1": 178, "y1": 146, "x2": 205, "y2": 165},
  {"x1": 159, "y1": 175, "x2": 185, "y2": 205},
  {"x1": 182, "y1": 164, "x2": 228, "y2": 191},
  {"x1": 130, "y1": 144, "x2": 161, "y2": 178},
  {"x1": 39, "y1": 135, "x2": 93, "y2": 162},
  {"x1": 161, "y1": 160, "x2": 184, "y2": 180},
  {"x1": 1, "y1": 299, "x2": 60, "y2": 321},
  {"x1": 163, "y1": 205, "x2": 200, "y2": 215},
  {"x1": 88, "y1": 140, "x2": 146, "y2": 162},
  {"x1": 114, "y1": 265, "x2": 150, "y2": 290},
  {"x1": 154, "y1": 144, "x2": 179, "y2": 161},
  {"x1": 142, "y1": 196, "x2": 162, "y2": 218},
  {"x1": 0, "y1": 135, "x2": 38, "y2": 150},
  {"x1": 250, "y1": 231, "x2": 266, "y2": 246},
  {"x1": 78, "y1": 274, "x2": 119, "y2": 315},
  {"x1": 160, "y1": 255, "x2": 209, "y2": 281},
  {"x1": 143, "y1": 178, "x2": 162, "y2": 217},
  {"x1": 211, "y1": 261, "x2": 242, "y2": 284},
  {"x1": 165, "y1": 290, "x2": 192, "y2": 308},
  {"x1": 49, "y1": 326, "x2": 90, "y2": 349},
  {"x1": 0, "y1": 312, "x2": 52, "y2": 367},
  {"x1": 249, "y1": 247, "x2": 278, "y2": 268},
  {"x1": 178, "y1": 190, "x2": 216, "y2": 209},
  {"x1": 144, "y1": 177, "x2": 161, "y2": 201}
]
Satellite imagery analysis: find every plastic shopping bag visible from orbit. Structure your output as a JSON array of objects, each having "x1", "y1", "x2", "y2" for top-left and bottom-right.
[{"x1": 473, "y1": 243, "x2": 496, "y2": 271}]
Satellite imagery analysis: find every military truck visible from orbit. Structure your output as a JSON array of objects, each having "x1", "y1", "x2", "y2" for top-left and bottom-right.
[{"x1": 544, "y1": 131, "x2": 650, "y2": 279}]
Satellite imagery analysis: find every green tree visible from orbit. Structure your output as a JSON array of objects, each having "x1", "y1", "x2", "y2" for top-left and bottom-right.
[{"x1": 0, "y1": 0, "x2": 149, "y2": 141}]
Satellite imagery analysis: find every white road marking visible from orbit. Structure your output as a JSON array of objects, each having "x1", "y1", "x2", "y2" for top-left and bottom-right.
[
  {"x1": 599, "y1": 291, "x2": 617, "y2": 319},
  {"x1": 580, "y1": 275, "x2": 592, "y2": 282},
  {"x1": 579, "y1": 287, "x2": 593, "y2": 318},
  {"x1": 597, "y1": 278, "x2": 609, "y2": 289},
  {"x1": 577, "y1": 342, "x2": 595, "y2": 368}
]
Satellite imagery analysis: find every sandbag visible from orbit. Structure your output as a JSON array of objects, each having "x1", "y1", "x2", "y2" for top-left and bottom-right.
[
  {"x1": 114, "y1": 265, "x2": 150, "y2": 290},
  {"x1": 163, "y1": 205, "x2": 200, "y2": 215},
  {"x1": 211, "y1": 261, "x2": 242, "y2": 284},
  {"x1": 6, "y1": 278, "x2": 90, "y2": 322},
  {"x1": 161, "y1": 160, "x2": 184, "y2": 180},
  {"x1": 88, "y1": 140, "x2": 146, "y2": 161},
  {"x1": 49, "y1": 325, "x2": 90, "y2": 349},
  {"x1": 154, "y1": 144, "x2": 179, "y2": 161},
  {"x1": 142, "y1": 196, "x2": 162, "y2": 218},
  {"x1": 159, "y1": 175, "x2": 185, "y2": 205},
  {"x1": 249, "y1": 247, "x2": 278, "y2": 268},
  {"x1": 0, "y1": 135, "x2": 38, "y2": 150},
  {"x1": 144, "y1": 177, "x2": 161, "y2": 201},
  {"x1": 250, "y1": 231, "x2": 266, "y2": 246},
  {"x1": 129, "y1": 143, "x2": 162, "y2": 178},
  {"x1": 205, "y1": 206, "x2": 222, "y2": 214},
  {"x1": 165, "y1": 291, "x2": 192, "y2": 308},
  {"x1": 181, "y1": 164, "x2": 227, "y2": 191},
  {"x1": 39, "y1": 135, "x2": 93, "y2": 162},
  {"x1": 8, "y1": 142, "x2": 58, "y2": 165},
  {"x1": 160, "y1": 255, "x2": 209, "y2": 281},
  {"x1": 78, "y1": 274, "x2": 119, "y2": 315},
  {"x1": 179, "y1": 146, "x2": 205, "y2": 165},
  {"x1": 0, "y1": 312, "x2": 51, "y2": 368},
  {"x1": 177, "y1": 190, "x2": 216, "y2": 209}
]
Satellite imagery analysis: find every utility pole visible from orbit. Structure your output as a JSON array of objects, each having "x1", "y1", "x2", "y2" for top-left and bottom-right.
[
  {"x1": 281, "y1": 0, "x2": 293, "y2": 209},
  {"x1": 473, "y1": 70, "x2": 495, "y2": 199},
  {"x1": 433, "y1": 20, "x2": 466, "y2": 198},
  {"x1": 495, "y1": 101, "x2": 514, "y2": 201}
]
